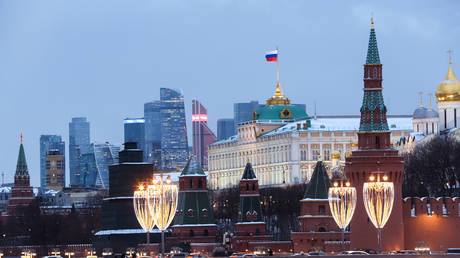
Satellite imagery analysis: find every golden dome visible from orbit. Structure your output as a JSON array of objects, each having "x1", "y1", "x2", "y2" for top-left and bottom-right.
[
  {"x1": 266, "y1": 82, "x2": 291, "y2": 106},
  {"x1": 331, "y1": 152, "x2": 341, "y2": 160},
  {"x1": 436, "y1": 61, "x2": 460, "y2": 102}
]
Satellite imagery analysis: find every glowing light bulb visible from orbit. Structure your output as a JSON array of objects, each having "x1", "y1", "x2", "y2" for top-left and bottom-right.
[
  {"x1": 139, "y1": 185, "x2": 144, "y2": 191},
  {"x1": 166, "y1": 176, "x2": 172, "y2": 184},
  {"x1": 334, "y1": 182, "x2": 339, "y2": 187},
  {"x1": 153, "y1": 178, "x2": 158, "y2": 185},
  {"x1": 369, "y1": 175, "x2": 375, "y2": 181},
  {"x1": 345, "y1": 182, "x2": 350, "y2": 187},
  {"x1": 383, "y1": 175, "x2": 388, "y2": 181}
]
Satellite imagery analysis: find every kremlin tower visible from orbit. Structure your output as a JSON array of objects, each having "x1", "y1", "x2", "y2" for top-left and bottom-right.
[
  {"x1": 6, "y1": 135, "x2": 34, "y2": 216},
  {"x1": 345, "y1": 19, "x2": 405, "y2": 252}
]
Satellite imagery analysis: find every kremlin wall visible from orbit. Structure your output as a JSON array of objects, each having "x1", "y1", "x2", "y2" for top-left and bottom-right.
[{"x1": 3, "y1": 19, "x2": 460, "y2": 256}]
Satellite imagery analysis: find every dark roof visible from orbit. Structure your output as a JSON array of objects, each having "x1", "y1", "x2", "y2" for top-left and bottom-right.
[
  {"x1": 180, "y1": 156, "x2": 205, "y2": 176},
  {"x1": 16, "y1": 143, "x2": 29, "y2": 176},
  {"x1": 304, "y1": 161, "x2": 331, "y2": 199},
  {"x1": 241, "y1": 162, "x2": 256, "y2": 180},
  {"x1": 413, "y1": 107, "x2": 439, "y2": 119},
  {"x1": 366, "y1": 24, "x2": 380, "y2": 64}
]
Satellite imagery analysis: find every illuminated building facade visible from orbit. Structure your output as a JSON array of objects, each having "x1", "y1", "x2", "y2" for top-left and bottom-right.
[
  {"x1": 79, "y1": 142, "x2": 120, "y2": 189},
  {"x1": 124, "y1": 118, "x2": 145, "y2": 153},
  {"x1": 45, "y1": 150, "x2": 65, "y2": 191},
  {"x1": 160, "y1": 88, "x2": 189, "y2": 170},
  {"x1": 192, "y1": 99, "x2": 216, "y2": 168},
  {"x1": 40, "y1": 135, "x2": 65, "y2": 188},
  {"x1": 69, "y1": 117, "x2": 90, "y2": 187},
  {"x1": 208, "y1": 91, "x2": 412, "y2": 190}
]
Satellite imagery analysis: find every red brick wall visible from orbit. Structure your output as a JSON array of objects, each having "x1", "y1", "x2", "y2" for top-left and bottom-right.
[{"x1": 403, "y1": 197, "x2": 460, "y2": 251}]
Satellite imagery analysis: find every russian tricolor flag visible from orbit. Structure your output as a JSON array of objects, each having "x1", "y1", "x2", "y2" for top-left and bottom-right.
[{"x1": 265, "y1": 50, "x2": 278, "y2": 62}]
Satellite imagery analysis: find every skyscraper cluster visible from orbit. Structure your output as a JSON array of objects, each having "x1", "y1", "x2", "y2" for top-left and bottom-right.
[{"x1": 127, "y1": 88, "x2": 189, "y2": 171}]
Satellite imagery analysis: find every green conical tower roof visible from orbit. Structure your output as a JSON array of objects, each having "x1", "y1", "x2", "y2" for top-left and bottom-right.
[
  {"x1": 180, "y1": 156, "x2": 205, "y2": 176},
  {"x1": 304, "y1": 161, "x2": 330, "y2": 199},
  {"x1": 241, "y1": 162, "x2": 256, "y2": 180},
  {"x1": 16, "y1": 138, "x2": 29, "y2": 176},
  {"x1": 366, "y1": 18, "x2": 381, "y2": 65}
]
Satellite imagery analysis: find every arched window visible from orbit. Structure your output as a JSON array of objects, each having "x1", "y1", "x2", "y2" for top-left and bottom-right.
[
  {"x1": 187, "y1": 209, "x2": 194, "y2": 217},
  {"x1": 198, "y1": 179, "x2": 203, "y2": 189},
  {"x1": 190, "y1": 180, "x2": 193, "y2": 188},
  {"x1": 204, "y1": 229, "x2": 209, "y2": 236},
  {"x1": 202, "y1": 208, "x2": 208, "y2": 217},
  {"x1": 246, "y1": 183, "x2": 249, "y2": 191},
  {"x1": 375, "y1": 136, "x2": 380, "y2": 148},
  {"x1": 252, "y1": 183, "x2": 256, "y2": 191}
]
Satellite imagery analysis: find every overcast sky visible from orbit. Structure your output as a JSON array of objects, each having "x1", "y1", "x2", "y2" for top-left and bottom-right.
[{"x1": 0, "y1": 0, "x2": 459, "y2": 186}]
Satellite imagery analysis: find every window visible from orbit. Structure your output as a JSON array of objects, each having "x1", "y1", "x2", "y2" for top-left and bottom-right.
[
  {"x1": 187, "y1": 209, "x2": 194, "y2": 217},
  {"x1": 198, "y1": 179, "x2": 203, "y2": 189},
  {"x1": 443, "y1": 202, "x2": 448, "y2": 216},
  {"x1": 189, "y1": 230, "x2": 194, "y2": 237},
  {"x1": 255, "y1": 228, "x2": 261, "y2": 236},
  {"x1": 202, "y1": 208, "x2": 208, "y2": 217},
  {"x1": 455, "y1": 109, "x2": 457, "y2": 128},
  {"x1": 204, "y1": 229, "x2": 209, "y2": 236},
  {"x1": 252, "y1": 183, "x2": 256, "y2": 191},
  {"x1": 432, "y1": 123, "x2": 434, "y2": 133},
  {"x1": 375, "y1": 136, "x2": 380, "y2": 148},
  {"x1": 246, "y1": 183, "x2": 249, "y2": 191},
  {"x1": 445, "y1": 109, "x2": 447, "y2": 129},
  {"x1": 411, "y1": 202, "x2": 415, "y2": 217},
  {"x1": 318, "y1": 205, "x2": 326, "y2": 215},
  {"x1": 190, "y1": 180, "x2": 193, "y2": 188},
  {"x1": 318, "y1": 227, "x2": 326, "y2": 232},
  {"x1": 374, "y1": 67, "x2": 377, "y2": 78},
  {"x1": 427, "y1": 203, "x2": 431, "y2": 216}
]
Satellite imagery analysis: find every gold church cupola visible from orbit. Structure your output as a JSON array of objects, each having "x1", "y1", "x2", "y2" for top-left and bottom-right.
[
  {"x1": 266, "y1": 82, "x2": 291, "y2": 106},
  {"x1": 436, "y1": 55, "x2": 460, "y2": 102}
]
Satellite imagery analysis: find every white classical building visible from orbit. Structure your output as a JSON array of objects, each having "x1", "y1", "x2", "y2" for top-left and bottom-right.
[
  {"x1": 436, "y1": 59, "x2": 460, "y2": 131},
  {"x1": 208, "y1": 84, "x2": 412, "y2": 190}
]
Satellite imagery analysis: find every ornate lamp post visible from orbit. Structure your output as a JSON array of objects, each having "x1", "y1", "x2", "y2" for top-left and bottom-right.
[
  {"x1": 328, "y1": 180, "x2": 357, "y2": 251},
  {"x1": 363, "y1": 173, "x2": 394, "y2": 253},
  {"x1": 148, "y1": 174, "x2": 178, "y2": 257},
  {"x1": 134, "y1": 185, "x2": 156, "y2": 243}
]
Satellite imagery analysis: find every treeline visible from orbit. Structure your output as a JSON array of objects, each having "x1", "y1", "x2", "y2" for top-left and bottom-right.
[
  {"x1": 211, "y1": 184, "x2": 306, "y2": 240},
  {"x1": 1, "y1": 199, "x2": 100, "y2": 246},
  {"x1": 403, "y1": 134, "x2": 460, "y2": 198}
]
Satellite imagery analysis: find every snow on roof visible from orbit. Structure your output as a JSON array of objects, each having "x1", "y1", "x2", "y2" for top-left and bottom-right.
[
  {"x1": 0, "y1": 186, "x2": 11, "y2": 193},
  {"x1": 211, "y1": 135, "x2": 237, "y2": 146},
  {"x1": 263, "y1": 116, "x2": 412, "y2": 136},
  {"x1": 95, "y1": 228, "x2": 165, "y2": 236}
]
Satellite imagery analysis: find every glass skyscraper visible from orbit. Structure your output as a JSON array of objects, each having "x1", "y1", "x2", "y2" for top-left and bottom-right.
[
  {"x1": 217, "y1": 118, "x2": 235, "y2": 140},
  {"x1": 192, "y1": 99, "x2": 216, "y2": 168},
  {"x1": 123, "y1": 118, "x2": 145, "y2": 152},
  {"x1": 79, "y1": 142, "x2": 120, "y2": 189},
  {"x1": 69, "y1": 117, "x2": 90, "y2": 187},
  {"x1": 144, "y1": 101, "x2": 161, "y2": 165},
  {"x1": 160, "y1": 88, "x2": 188, "y2": 170},
  {"x1": 40, "y1": 135, "x2": 65, "y2": 188}
]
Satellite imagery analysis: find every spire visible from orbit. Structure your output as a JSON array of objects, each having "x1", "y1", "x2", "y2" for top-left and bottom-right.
[
  {"x1": 16, "y1": 136, "x2": 29, "y2": 176},
  {"x1": 428, "y1": 93, "x2": 433, "y2": 110},
  {"x1": 304, "y1": 161, "x2": 331, "y2": 199},
  {"x1": 445, "y1": 56, "x2": 459, "y2": 82},
  {"x1": 266, "y1": 82, "x2": 291, "y2": 106},
  {"x1": 180, "y1": 156, "x2": 205, "y2": 176},
  {"x1": 366, "y1": 18, "x2": 381, "y2": 65},
  {"x1": 419, "y1": 91, "x2": 424, "y2": 108},
  {"x1": 241, "y1": 161, "x2": 256, "y2": 180}
]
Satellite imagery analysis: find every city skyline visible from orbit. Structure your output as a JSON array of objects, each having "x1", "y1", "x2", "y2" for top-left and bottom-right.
[{"x1": 1, "y1": 0, "x2": 459, "y2": 186}]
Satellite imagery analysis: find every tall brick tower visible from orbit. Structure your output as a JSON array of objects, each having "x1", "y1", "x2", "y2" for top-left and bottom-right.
[
  {"x1": 345, "y1": 19, "x2": 405, "y2": 252},
  {"x1": 7, "y1": 135, "x2": 34, "y2": 216}
]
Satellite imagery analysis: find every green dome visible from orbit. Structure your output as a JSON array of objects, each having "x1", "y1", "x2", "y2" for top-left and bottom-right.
[{"x1": 253, "y1": 104, "x2": 308, "y2": 121}]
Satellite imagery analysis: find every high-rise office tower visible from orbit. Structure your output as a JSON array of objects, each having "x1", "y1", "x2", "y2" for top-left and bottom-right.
[
  {"x1": 234, "y1": 101, "x2": 264, "y2": 131},
  {"x1": 94, "y1": 143, "x2": 120, "y2": 189},
  {"x1": 79, "y1": 142, "x2": 120, "y2": 189},
  {"x1": 45, "y1": 150, "x2": 65, "y2": 191},
  {"x1": 144, "y1": 101, "x2": 161, "y2": 165},
  {"x1": 160, "y1": 88, "x2": 189, "y2": 170},
  {"x1": 69, "y1": 117, "x2": 90, "y2": 187},
  {"x1": 40, "y1": 135, "x2": 65, "y2": 188},
  {"x1": 123, "y1": 118, "x2": 145, "y2": 152},
  {"x1": 217, "y1": 118, "x2": 235, "y2": 140},
  {"x1": 192, "y1": 99, "x2": 217, "y2": 168}
]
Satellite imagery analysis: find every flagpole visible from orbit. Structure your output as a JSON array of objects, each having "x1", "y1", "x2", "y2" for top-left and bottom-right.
[{"x1": 276, "y1": 47, "x2": 279, "y2": 85}]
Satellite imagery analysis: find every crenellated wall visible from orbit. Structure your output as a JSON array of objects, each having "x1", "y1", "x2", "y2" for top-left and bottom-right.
[{"x1": 403, "y1": 197, "x2": 460, "y2": 251}]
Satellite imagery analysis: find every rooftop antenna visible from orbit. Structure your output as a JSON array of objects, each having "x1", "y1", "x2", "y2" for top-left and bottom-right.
[{"x1": 1, "y1": 172, "x2": 4, "y2": 186}]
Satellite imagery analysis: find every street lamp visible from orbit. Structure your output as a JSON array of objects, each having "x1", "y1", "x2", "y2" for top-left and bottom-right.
[
  {"x1": 134, "y1": 185, "x2": 156, "y2": 243},
  {"x1": 363, "y1": 173, "x2": 394, "y2": 253},
  {"x1": 147, "y1": 174, "x2": 178, "y2": 258},
  {"x1": 86, "y1": 249, "x2": 97, "y2": 258},
  {"x1": 328, "y1": 180, "x2": 357, "y2": 251},
  {"x1": 64, "y1": 251, "x2": 74, "y2": 258}
]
